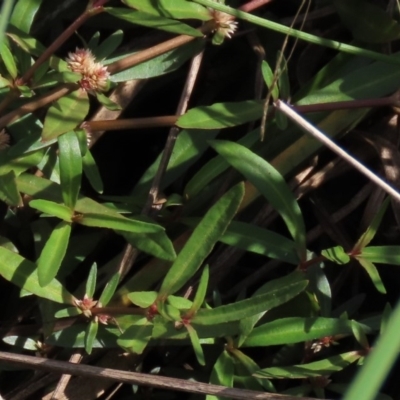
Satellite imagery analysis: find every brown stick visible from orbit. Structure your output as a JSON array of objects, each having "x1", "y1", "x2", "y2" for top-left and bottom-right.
[{"x1": 0, "y1": 351, "x2": 317, "y2": 400}]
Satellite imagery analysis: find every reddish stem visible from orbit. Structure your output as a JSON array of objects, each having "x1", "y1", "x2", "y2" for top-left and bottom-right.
[{"x1": 240, "y1": 0, "x2": 275, "y2": 13}]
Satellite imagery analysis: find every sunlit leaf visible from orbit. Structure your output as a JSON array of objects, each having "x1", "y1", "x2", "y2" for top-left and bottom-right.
[
  {"x1": 98, "y1": 272, "x2": 120, "y2": 306},
  {"x1": 42, "y1": 89, "x2": 89, "y2": 141},
  {"x1": 37, "y1": 221, "x2": 71, "y2": 287},
  {"x1": 355, "y1": 256, "x2": 386, "y2": 294},
  {"x1": 10, "y1": 0, "x2": 43, "y2": 33},
  {"x1": 255, "y1": 351, "x2": 361, "y2": 379},
  {"x1": 109, "y1": 40, "x2": 205, "y2": 82},
  {"x1": 0, "y1": 170, "x2": 22, "y2": 206},
  {"x1": 58, "y1": 130, "x2": 82, "y2": 210},
  {"x1": 219, "y1": 221, "x2": 299, "y2": 264},
  {"x1": 210, "y1": 140, "x2": 307, "y2": 261},
  {"x1": 322, "y1": 246, "x2": 350, "y2": 265},
  {"x1": 85, "y1": 263, "x2": 97, "y2": 299},
  {"x1": 0, "y1": 246, "x2": 74, "y2": 304},
  {"x1": 243, "y1": 317, "x2": 356, "y2": 347},
  {"x1": 207, "y1": 350, "x2": 234, "y2": 400},
  {"x1": 353, "y1": 197, "x2": 390, "y2": 251},
  {"x1": 128, "y1": 291, "x2": 158, "y2": 308},
  {"x1": 123, "y1": 0, "x2": 210, "y2": 20},
  {"x1": 177, "y1": 101, "x2": 264, "y2": 129},
  {"x1": 85, "y1": 320, "x2": 98, "y2": 355},
  {"x1": 0, "y1": 41, "x2": 18, "y2": 79},
  {"x1": 29, "y1": 199, "x2": 72, "y2": 221},
  {"x1": 105, "y1": 7, "x2": 203, "y2": 37},
  {"x1": 193, "y1": 280, "x2": 308, "y2": 325},
  {"x1": 158, "y1": 182, "x2": 244, "y2": 298},
  {"x1": 186, "y1": 324, "x2": 205, "y2": 365}
]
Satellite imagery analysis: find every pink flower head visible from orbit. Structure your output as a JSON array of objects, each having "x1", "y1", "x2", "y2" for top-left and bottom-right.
[{"x1": 66, "y1": 48, "x2": 110, "y2": 92}]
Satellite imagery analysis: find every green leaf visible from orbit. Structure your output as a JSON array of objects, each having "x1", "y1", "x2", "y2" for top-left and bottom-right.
[
  {"x1": 123, "y1": 0, "x2": 210, "y2": 20},
  {"x1": 207, "y1": 350, "x2": 234, "y2": 400},
  {"x1": 353, "y1": 198, "x2": 390, "y2": 251},
  {"x1": 343, "y1": 297, "x2": 400, "y2": 400},
  {"x1": 187, "y1": 265, "x2": 209, "y2": 315},
  {"x1": 255, "y1": 351, "x2": 360, "y2": 379},
  {"x1": 210, "y1": 140, "x2": 307, "y2": 261},
  {"x1": 0, "y1": 171, "x2": 22, "y2": 206},
  {"x1": 10, "y1": 0, "x2": 43, "y2": 33},
  {"x1": 37, "y1": 221, "x2": 71, "y2": 287},
  {"x1": 333, "y1": 0, "x2": 400, "y2": 43},
  {"x1": 261, "y1": 60, "x2": 279, "y2": 100},
  {"x1": 243, "y1": 317, "x2": 355, "y2": 347},
  {"x1": 0, "y1": 41, "x2": 18, "y2": 79},
  {"x1": 29, "y1": 199, "x2": 72, "y2": 221},
  {"x1": 132, "y1": 128, "x2": 217, "y2": 197},
  {"x1": 158, "y1": 182, "x2": 244, "y2": 298},
  {"x1": 177, "y1": 100, "x2": 264, "y2": 129},
  {"x1": 95, "y1": 92, "x2": 122, "y2": 111},
  {"x1": 355, "y1": 257, "x2": 386, "y2": 294},
  {"x1": 321, "y1": 246, "x2": 350, "y2": 264},
  {"x1": 98, "y1": 272, "x2": 120, "y2": 307},
  {"x1": 85, "y1": 263, "x2": 97, "y2": 299},
  {"x1": 351, "y1": 320, "x2": 369, "y2": 349},
  {"x1": 128, "y1": 291, "x2": 158, "y2": 308},
  {"x1": 93, "y1": 29, "x2": 123, "y2": 60},
  {"x1": 3, "y1": 336, "x2": 39, "y2": 351},
  {"x1": 219, "y1": 221, "x2": 299, "y2": 264},
  {"x1": 117, "y1": 318, "x2": 152, "y2": 354},
  {"x1": 193, "y1": 280, "x2": 308, "y2": 325},
  {"x1": 54, "y1": 307, "x2": 82, "y2": 318},
  {"x1": 360, "y1": 246, "x2": 400, "y2": 265},
  {"x1": 85, "y1": 320, "x2": 98, "y2": 355},
  {"x1": 186, "y1": 324, "x2": 205, "y2": 365},
  {"x1": 120, "y1": 229, "x2": 176, "y2": 261},
  {"x1": 47, "y1": 323, "x2": 119, "y2": 348},
  {"x1": 58, "y1": 130, "x2": 82, "y2": 210},
  {"x1": 105, "y1": 7, "x2": 203, "y2": 37},
  {"x1": 184, "y1": 128, "x2": 260, "y2": 199},
  {"x1": 307, "y1": 264, "x2": 331, "y2": 318},
  {"x1": 0, "y1": 246, "x2": 74, "y2": 304},
  {"x1": 231, "y1": 349, "x2": 274, "y2": 392},
  {"x1": 167, "y1": 295, "x2": 192, "y2": 309},
  {"x1": 109, "y1": 40, "x2": 205, "y2": 82},
  {"x1": 42, "y1": 89, "x2": 89, "y2": 141},
  {"x1": 78, "y1": 213, "x2": 163, "y2": 234},
  {"x1": 82, "y1": 150, "x2": 104, "y2": 194}
]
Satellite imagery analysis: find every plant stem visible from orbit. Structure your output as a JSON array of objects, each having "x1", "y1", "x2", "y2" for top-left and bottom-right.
[
  {"x1": 192, "y1": 0, "x2": 400, "y2": 65},
  {"x1": 240, "y1": 0, "x2": 274, "y2": 13},
  {"x1": 276, "y1": 100, "x2": 400, "y2": 202},
  {"x1": 0, "y1": 83, "x2": 75, "y2": 128},
  {"x1": 85, "y1": 116, "x2": 178, "y2": 132}
]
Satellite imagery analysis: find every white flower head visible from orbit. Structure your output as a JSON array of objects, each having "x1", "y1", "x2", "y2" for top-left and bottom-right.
[
  {"x1": 209, "y1": 8, "x2": 238, "y2": 39},
  {"x1": 66, "y1": 48, "x2": 110, "y2": 92}
]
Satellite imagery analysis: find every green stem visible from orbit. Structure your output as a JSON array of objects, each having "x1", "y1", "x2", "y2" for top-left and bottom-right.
[{"x1": 192, "y1": 0, "x2": 400, "y2": 66}]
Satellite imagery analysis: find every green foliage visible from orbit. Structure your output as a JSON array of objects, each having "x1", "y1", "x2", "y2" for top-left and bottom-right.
[{"x1": 1, "y1": 1, "x2": 399, "y2": 398}]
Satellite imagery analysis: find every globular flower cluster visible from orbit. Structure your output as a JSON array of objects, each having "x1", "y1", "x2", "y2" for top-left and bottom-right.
[
  {"x1": 209, "y1": 8, "x2": 238, "y2": 39},
  {"x1": 66, "y1": 48, "x2": 109, "y2": 92}
]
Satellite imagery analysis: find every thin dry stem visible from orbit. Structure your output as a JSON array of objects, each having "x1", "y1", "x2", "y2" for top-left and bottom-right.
[
  {"x1": 0, "y1": 351, "x2": 318, "y2": 400},
  {"x1": 276, "y1": 100, "x2": 400, "y2": 202}
]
